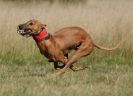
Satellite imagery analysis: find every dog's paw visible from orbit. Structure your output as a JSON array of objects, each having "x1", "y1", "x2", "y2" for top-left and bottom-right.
[{"x1": 70, "y1": 65, "x2": 88, "y2": 71}]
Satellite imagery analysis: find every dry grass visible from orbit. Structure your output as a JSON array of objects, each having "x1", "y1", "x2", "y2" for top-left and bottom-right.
[
  {"x1": 0, "y1": 0, "x2": 133, "y2": 54},
  {"x1": 0, "y1": 0, "x2": 133, "y2": 96}
]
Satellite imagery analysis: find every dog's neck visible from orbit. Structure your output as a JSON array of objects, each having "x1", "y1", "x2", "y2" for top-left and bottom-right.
[{"x1": 33, "y1": 30, "x2": 50, "y2": 42}]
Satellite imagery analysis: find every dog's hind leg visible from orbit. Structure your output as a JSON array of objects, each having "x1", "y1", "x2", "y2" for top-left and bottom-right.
[
  {"x1": 55, "y1": 51, "x2": 87, "y2": 72},
  {"x1": 63, "y1": 50, "x2": 87, "y2": 71},
  {"x1": 63, "y1": 52, "x2": 86, "y2": 71},
  {"x1": 56, "y1": 42, "x2": 93, "y2": 75},
  {"x1": 69, "y1": 65, "x2": 88, "y2": 71}
]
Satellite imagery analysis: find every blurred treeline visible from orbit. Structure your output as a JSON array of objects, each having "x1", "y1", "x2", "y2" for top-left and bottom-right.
[{"x1": 1, "y1": 0, "x2": 87, "y2": 4}]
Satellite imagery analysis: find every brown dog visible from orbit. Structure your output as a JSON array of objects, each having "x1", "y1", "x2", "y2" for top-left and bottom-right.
[{"x1": 17, "y1": 19, "x2": 120, "y2": 75}]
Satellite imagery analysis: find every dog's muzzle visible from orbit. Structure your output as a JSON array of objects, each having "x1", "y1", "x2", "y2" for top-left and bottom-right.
[{"x1": 17, "y1": 25, "x2": 32, "y2": 37}]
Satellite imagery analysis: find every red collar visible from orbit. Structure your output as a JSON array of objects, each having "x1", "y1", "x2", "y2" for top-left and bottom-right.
[{"x1": 33, "y1": 30, "x2": 48, "y2": 42}]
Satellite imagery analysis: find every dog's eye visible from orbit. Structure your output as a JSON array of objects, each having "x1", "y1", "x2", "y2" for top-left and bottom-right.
[{"x1": 29, "y1": 22, "x2": 33, "y2": 25}]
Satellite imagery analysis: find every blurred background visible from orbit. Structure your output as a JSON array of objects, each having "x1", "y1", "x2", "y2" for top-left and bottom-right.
[{"x1": 0, "y1": 0, "x2": 132, "y2": 64}]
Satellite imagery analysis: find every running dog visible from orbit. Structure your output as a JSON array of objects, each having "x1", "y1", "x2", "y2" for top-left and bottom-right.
[{"x1": 17, "y1": 19, "x2": 120, "y2": 75}]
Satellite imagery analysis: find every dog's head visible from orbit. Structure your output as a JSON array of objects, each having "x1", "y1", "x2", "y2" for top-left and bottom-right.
[{"x1": 17, "y1": 19, "x2": 46, "y2": 37}]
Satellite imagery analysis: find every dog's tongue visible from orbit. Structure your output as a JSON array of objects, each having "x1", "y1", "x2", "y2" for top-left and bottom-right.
[{"x1": 33, "y1": 31, "x2": 48, "y2": 42}]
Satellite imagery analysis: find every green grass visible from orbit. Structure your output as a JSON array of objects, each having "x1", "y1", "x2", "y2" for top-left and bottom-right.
[
  {"x1": 0, "y1": 0, "x2": 133, "y2": 96},
  {"x1": 0, "y1": 60, "x2": 133, "y2": 96},
  {"x1": 0, "y1": 49, "x2": 133, "y2": 96}
]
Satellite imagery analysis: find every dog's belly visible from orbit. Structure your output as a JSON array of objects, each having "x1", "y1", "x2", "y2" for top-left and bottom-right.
[{"x1": 57, "y1": 40, "x2": 81, "y2": 55}]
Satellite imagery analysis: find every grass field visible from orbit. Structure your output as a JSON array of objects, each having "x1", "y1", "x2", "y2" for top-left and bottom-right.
[{"x1": 0, "y1": 0, "x2": 133, "y2": 96}]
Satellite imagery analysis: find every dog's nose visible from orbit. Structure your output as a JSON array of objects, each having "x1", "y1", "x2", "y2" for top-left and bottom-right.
[{"x1": 18, "y1": 24, "x2": 23, "y2": 30}]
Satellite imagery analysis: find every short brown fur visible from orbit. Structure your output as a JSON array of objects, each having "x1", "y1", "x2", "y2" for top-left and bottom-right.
[{"x1": 18, "y1": 19, "x2": 120, "y2": 75}]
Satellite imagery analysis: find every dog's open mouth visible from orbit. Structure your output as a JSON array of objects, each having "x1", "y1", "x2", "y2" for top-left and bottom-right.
[{"x1": 17, "y1": 28, "x2": 33, "y2": 37}]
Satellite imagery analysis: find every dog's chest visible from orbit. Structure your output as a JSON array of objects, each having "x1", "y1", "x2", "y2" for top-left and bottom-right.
[{"x1": 37, "y1": 41, "x2": 58, "y2": 61}]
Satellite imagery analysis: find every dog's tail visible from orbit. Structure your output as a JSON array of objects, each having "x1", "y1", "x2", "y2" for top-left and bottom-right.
[{"x1": 93, "y1": 42, "x2": 121, "y2": 51}]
